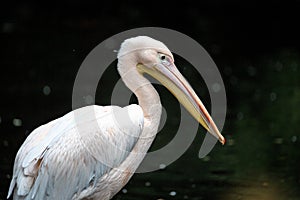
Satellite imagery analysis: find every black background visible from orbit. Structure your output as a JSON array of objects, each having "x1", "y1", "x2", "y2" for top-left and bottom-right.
[{"x1": 1, "y1": 1, "x2": 300, "y2": 199}]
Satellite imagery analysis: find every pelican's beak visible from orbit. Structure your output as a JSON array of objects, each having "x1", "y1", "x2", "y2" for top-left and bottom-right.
[{"x1": 137, "y1": 61, "x2": 225, "y2": 145}]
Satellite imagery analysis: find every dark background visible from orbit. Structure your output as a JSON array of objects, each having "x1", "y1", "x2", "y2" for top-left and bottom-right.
[{"x1": 1, "y1": 1, "x2": 300, "y2": 199}]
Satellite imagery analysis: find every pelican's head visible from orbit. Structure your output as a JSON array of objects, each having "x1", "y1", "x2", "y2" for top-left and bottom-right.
[{"x1": 118, "y1": 36, "x2": 225, "y2": 145}]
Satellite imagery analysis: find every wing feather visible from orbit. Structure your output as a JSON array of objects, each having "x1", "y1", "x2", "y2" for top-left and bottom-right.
[{"x1": 8, "y1": 104, "x2": 144, "y2": 200}]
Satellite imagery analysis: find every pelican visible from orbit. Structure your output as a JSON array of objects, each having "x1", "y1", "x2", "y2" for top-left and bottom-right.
[{"x1": 7, "y1": 36, "x2": 225, "y2": 200}]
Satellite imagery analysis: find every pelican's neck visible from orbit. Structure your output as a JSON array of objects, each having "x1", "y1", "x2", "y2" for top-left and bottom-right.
[
  {"x1": 108, "y1": 53, "x2": 162, "y2": 194},
  {"x1": 118, "y1": 55, "x2": 162, "y2": 138}
]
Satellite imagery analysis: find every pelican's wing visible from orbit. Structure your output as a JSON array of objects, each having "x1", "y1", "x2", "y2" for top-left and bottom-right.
[{"x1": 8, "y1": 104, "x2": 144, "y2": 200}]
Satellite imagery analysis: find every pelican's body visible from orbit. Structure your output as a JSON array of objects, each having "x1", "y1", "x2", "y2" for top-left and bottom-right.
[{"x1": 8, "y1": 36, "x2": 225, "y2": 200}]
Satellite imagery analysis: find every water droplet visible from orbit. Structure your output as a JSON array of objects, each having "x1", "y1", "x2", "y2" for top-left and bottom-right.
[
  {"x1": 183, "y1": 195, "x2": 189, "y2": 199},
  {"x1": 0, "y1": 116, "x2": 2, "y2": 124},
  {"x1": 13, "y1": 118, "x2": 22, "y2": 127},
  {"x1": 43, "y1": 85, "x2": 51, "y2": 96},
  {"x1": 237, "y1": 112, "x2": 244, "y2": 120},
  {"x1": 159, "y1": 163, "x2": 166, "y2": 169},
  {"x1": 72, "y1": 49, "x2": 76, "y2": 52},
  {"x1": 212, "y1": 83, "x2": 221, "y2": 93},
  {"x1": 145, "y1": 181, "x2": 151, "y2": 187},
  {"x1": 291, "y1": 136, "x2": 297, "y2": 143},
  {"x1": 122, "y1": 188, "x2": 127, "y2": 194},
  {"x1": 169, "y1": 191, "x2": 176, "y2": 196},
  {"x1": 270, "y1": 92, "x2": 277, "y2": 101},
  {"x1": 6, "y1": 174, "x2": 11, "y2": 179},
  {"x1": 191, "y1": 184, "x2": 196, "y2": 188}
]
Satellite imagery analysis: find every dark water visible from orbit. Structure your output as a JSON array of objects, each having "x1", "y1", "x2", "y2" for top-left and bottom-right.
[{"x1": 1, "y1": 2, "x2": 300, "y2": 200}]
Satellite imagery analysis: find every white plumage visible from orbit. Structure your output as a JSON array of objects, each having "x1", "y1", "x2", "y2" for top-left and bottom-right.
[{"x1": 8, "y1": 105, "x2": 143, "y2": 199}]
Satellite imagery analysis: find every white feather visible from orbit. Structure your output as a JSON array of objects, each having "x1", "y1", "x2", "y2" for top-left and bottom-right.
[{"x1": 8, "y1": 104, "x2": 144, "y2": 199}]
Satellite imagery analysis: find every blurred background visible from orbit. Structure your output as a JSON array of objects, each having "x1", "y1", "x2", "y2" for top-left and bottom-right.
[{"x1": 1, "y1": 1, "x2": 299, "y2": 199}]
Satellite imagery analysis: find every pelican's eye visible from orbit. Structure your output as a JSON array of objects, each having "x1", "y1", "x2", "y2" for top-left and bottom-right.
[
  {"x1": 159, "y1": 53, "x2": 172, "y2": 67},
  {"x1": 158, "y1": 53, "x2": 167, "y2": 61}
]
